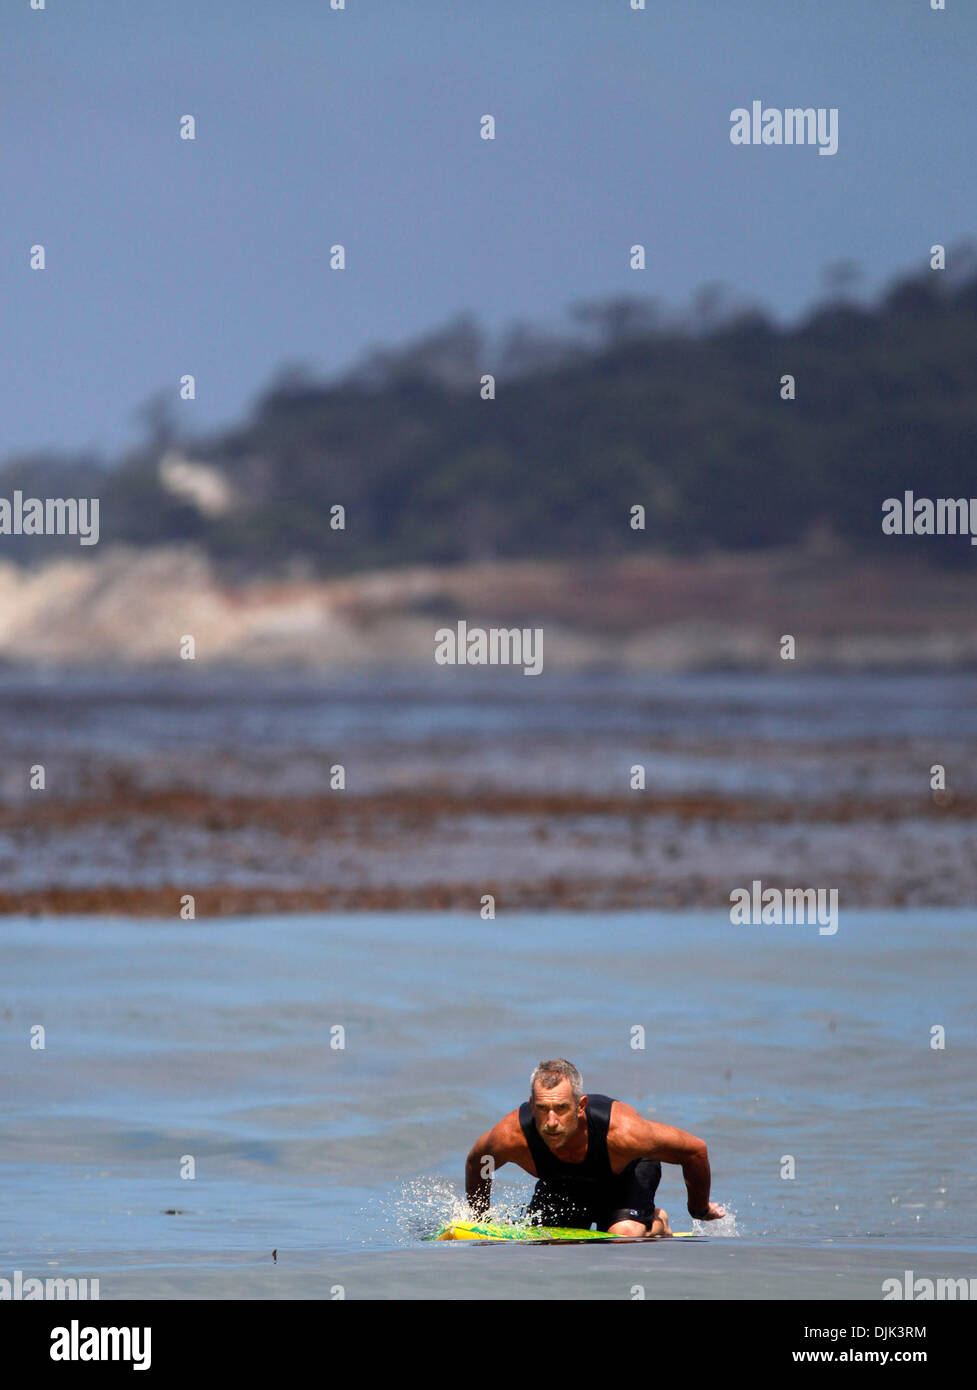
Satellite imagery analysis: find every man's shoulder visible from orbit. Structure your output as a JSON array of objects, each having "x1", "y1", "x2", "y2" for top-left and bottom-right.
[
  {"x1": 606, "y1": 1098, "x2": 647, "y2": 1145},
  {"x1": 488, "y1": 1107, "x2": 534, "y2": 1166},
  {"x1": 494, "y1": 1106, "x2": 529, "y2": 1144}
]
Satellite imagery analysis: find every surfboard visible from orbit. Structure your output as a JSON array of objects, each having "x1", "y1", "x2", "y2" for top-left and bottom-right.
[{"x1": 434, "y1": 1220, "x2": 695, "y2": 1242}]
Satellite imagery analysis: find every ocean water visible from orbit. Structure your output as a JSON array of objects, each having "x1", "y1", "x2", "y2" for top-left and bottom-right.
[
  {"x1": 4, "y1": 668, "x2": 977, "y2": 792},
  {"x1": 1, "y1": 909, "x2": 974, "y2": 1299}
]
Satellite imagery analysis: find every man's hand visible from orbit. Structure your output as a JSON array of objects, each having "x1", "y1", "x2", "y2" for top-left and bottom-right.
[{"x1": 689, "y1": 1201, "x2": 726, "y2": 1221}]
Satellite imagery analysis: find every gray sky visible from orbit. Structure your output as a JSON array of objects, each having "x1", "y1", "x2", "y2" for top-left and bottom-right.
[{"x1": 3, "y1": 0, "x2": 974, "y2": 460}]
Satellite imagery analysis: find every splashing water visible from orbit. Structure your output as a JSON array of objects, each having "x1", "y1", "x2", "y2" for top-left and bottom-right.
[
  {"x1": 691, "y1": 1204, "x2": 739, "y2": 1237},
  {"x1": 369, "y1": 1177, "x2": 539, "y2": 1245},
  {"x1": 367, "y1": 1179, "x2": 737, "y2": 1243}
]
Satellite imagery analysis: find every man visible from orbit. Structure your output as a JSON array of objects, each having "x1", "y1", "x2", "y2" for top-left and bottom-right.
[{"x1": 465, "y1": 1058, "x2": 726, "y2": 1237}]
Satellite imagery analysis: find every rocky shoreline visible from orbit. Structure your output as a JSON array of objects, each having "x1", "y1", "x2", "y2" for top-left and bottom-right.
[
  {"x1": 2, "y1": 651, "x2": 975, "y2": 916},
  {"x1": 1, "y1": 545, "x2": 977, "y2": 670},
  {"x1": 2, "y1": 786, "x2": 973, "y2": 917}
]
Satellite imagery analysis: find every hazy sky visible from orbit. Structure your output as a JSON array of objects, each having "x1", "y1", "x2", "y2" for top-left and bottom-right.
[{"x1": 3, "y1": 0, "x2": 974, "y2": 460}]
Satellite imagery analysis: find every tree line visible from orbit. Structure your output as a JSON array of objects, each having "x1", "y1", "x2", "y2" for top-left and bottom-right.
[{"x1": 3, "y1": 257, "x2": 977, "y2": 573}]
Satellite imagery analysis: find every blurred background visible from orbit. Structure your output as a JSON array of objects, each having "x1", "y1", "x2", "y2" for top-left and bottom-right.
[{"x1": 2, "y1": 0, "x2": 977, "y2": 915}]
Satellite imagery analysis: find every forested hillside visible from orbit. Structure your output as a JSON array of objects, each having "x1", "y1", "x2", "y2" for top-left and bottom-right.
[{"x1": 4, "y1": 260, "x2": 976, "y2": 574}]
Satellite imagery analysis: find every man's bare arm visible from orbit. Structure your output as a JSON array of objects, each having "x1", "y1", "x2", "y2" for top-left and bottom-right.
[
  {"x1": 464, "y1": 1111, "x2": 531, "y2": 1217},
  {"x1": 610, "y1": 1104, "x2": 726, "y2": 1220}
]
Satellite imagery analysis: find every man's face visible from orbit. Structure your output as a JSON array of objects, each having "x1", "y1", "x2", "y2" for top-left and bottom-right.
[{"x1": 531, "y1": 1080, "x2": 585, "y2": 1150}]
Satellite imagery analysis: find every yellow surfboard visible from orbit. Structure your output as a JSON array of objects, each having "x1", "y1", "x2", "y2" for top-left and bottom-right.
[{"x1": 435, "y1": 1220, "x2": 695, "y2": 1242}]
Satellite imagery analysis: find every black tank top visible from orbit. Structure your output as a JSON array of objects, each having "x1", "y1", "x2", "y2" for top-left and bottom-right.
[{"x1": 518, "y1": 1093, "x2": 616, "y2": 1187}]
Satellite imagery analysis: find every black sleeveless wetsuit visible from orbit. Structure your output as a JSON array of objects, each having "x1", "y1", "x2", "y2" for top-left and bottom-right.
[{"x1": 518, "y1": 1093, "x2": 662, "y2": 1230}]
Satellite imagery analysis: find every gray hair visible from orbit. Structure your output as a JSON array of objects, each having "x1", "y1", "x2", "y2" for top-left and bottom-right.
[{"x1": 530, "y1": 1058, "x2": 583, "y2": 1102}]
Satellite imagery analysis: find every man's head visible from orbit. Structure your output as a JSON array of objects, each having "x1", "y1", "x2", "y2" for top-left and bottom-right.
[{"x1": 529, "y1": 1059, "x2": 587, "y2": 1151}]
